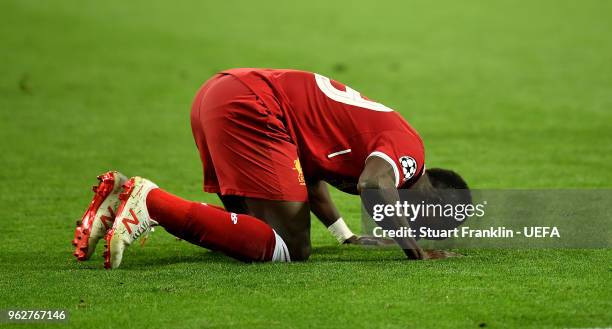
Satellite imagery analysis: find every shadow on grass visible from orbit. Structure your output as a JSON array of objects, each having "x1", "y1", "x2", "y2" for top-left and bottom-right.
[
  {"x1": 66, "y1": 245, "x2": 472, "y2": 271},
  {"x1": 116, "y1": 246, "x2": 413, "y2": 269},
  {"x1": 123, "y1": 250, "x2": 236, "y2": 269}
]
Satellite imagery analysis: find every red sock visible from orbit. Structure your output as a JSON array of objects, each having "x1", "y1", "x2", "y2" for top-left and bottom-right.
[{"x1": 146, "y1": 188, "x2": 278, "y2": 262}]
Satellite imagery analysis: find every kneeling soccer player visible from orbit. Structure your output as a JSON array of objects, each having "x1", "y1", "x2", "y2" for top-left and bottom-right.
[{"x1": 72, "y1": 68, "x2": 469, "y2": 269}]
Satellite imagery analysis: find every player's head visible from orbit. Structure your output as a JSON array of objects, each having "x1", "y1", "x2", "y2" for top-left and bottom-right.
[
  {"x1": 408, "y1": 168, "x2": 472, "y2": 238},
  {"x1": 408, "y1": 167, "x2": 471, "y2": 204},
  {"x1": 425, "y1": 168, "x2": 469, "y2": 190},
  {"x1": 424, "y1": 168, "x2": 471, "y2": 209}
]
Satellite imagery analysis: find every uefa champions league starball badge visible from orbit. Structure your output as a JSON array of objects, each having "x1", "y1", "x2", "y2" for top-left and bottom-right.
[{"x1": 399, "y1": 156, "x2": 417, "y2": 181}]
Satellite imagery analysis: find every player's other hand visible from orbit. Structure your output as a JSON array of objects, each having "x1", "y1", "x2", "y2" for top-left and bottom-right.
[
  {"x1": 343, "y1": 235, "x2": 395, "y2": 246},
  {"x1": 420, "y1": 249, "x2": 461, "y2": 260}
]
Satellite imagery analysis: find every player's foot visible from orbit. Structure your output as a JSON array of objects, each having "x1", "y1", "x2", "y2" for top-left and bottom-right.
[
  {"x1": 72, "y1": 171, "x2": 127, "y2": 261},
  {"x1": 104, "y1": 177, "x2": 159, "y2": 269}
]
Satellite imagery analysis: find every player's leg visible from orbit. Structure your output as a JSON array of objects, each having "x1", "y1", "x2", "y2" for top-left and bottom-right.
[
  {"x1": 244, "y1": 198, "x2": 311, "y2": 261},
  {"x1": 213, "y1": 195, "x2": 311, "y2": 260},
  {"x1": 145, "y1": 190, "x2": 310, "y2": 262},
  {"x1": 216, "y1": 194, "x2": 311, "y2": 260},
  {"x1": 147, "y1": 187, "x2": 292, "y2": 262},
  {"x1": 218, "y1": 194, "x2": 248, "y2": 214},
  {"x1": 104, "y1": 178, "x2": 292, "y2": 269}
]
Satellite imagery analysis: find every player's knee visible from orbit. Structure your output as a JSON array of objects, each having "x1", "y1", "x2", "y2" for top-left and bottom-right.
[{"x1": 289, "y1": 243, "x2": 311, "y2": 261}]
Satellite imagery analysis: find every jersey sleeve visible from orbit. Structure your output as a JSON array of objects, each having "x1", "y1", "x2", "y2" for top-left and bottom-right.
[{"x1": 366, "y1": 131, "x2": 425, "y2": 188}]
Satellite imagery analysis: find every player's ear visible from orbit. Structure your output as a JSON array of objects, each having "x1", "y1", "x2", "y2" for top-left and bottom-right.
[{"x1": 357, "y1": 156, "x2": 396, "y2": 191}]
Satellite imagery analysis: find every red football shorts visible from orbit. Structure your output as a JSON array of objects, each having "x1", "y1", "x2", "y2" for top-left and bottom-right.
[{"x1": 190, "y1": 74, "x2": 308, "y2": 201}]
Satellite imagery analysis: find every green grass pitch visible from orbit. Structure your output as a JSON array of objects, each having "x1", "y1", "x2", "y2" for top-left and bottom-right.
[{"x1": 1, "y1": 1, "x2": 611, "y2": 328}]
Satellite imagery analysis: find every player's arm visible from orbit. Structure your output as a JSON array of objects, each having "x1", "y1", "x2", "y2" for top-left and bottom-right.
[
  {"x1": 307, "y1": 180, "x2": 383, "y2": 245},
  {"x1": 358, "y1": 156, "x2": 437, "y2": 260}
]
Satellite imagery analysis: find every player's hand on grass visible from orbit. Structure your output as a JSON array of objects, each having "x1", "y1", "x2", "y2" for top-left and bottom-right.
[{"x1": 343, "y1": 235, "x2": 395, "y2": 246}]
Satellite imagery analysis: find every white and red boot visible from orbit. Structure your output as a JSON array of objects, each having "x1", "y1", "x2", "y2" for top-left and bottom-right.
[
  {"x1": 72, "y1": 171, "x2": 127, "y2": 261},
  {"x1": 104, "y1": 177, "x2": 159, "y2": 269}
]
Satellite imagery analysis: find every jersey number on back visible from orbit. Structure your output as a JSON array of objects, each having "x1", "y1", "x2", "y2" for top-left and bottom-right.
[{"x1": 314, "y1": 74, "x2": 393, "y2": 112}]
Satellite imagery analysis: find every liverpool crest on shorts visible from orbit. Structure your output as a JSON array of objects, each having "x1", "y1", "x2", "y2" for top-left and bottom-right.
[{"x1": 292, "y1": 159, "x2": 306, "y2": 185}]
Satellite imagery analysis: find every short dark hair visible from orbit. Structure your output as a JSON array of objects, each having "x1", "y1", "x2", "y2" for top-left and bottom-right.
[
  {"x1": 411, "y1": 168, "x2": 471, "y2": 240},
  {"x1": 426, "y1": 168, "x2": 469, "y2": 190}
]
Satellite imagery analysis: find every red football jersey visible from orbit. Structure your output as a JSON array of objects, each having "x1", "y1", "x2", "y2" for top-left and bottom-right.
[{"x1": 221, "y1": 68, "x2": 425, "y2": 194}]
